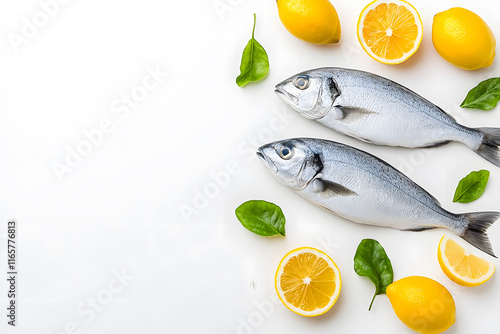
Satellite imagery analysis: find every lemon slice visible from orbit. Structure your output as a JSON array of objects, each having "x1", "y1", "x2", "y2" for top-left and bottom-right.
[
  {"x1": 438, "y1": 235, "x2": 495, "y2": 287},
  {"x1": 357, "y1": 0, "x2": 423, "y2": 64},
  {"x1": 275, "y1": 247, "x2": 341, "y2": 317}
]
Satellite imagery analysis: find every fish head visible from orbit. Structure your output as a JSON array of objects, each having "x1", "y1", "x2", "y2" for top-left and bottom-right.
[
  {"x1": 275, "y1": 70, "x2": 339, "y2": 120},
  {"x1": 257, "y1": 139, "x2": 323, "y2": 190}
]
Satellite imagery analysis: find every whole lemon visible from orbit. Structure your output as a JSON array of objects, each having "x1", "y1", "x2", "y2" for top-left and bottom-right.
[
  {"x1": 432, "y1": 7, "x2": 495, "y2": 70},
  {"x1": 386, "y1": 276, "x2": 455, "y2": 334},
  {"x1": 277, "y1": 0, "x2": 341, "y2": 44}
]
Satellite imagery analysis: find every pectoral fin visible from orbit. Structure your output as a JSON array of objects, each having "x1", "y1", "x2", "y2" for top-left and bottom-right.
[
  {"x1": 330, "y1": 107, "x2": 344, "y2": 120},
  {"x1": 335, "y1": 106, "x2": 376, "y2": 123},
  {"x1": 312, "y1": 178, "x2": 357, "y2": 197}
]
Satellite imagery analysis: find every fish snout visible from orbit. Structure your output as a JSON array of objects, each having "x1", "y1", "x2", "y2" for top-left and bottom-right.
[
  {"x1": 274, "y1": 84, "x2": 299, "y2": 106},
  {"x1": 256, "y1": 147, "x2": 278, "y2": 174}
]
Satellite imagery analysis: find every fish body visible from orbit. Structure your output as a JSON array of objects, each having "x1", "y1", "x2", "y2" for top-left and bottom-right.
[
  {"x1": 257, "y1": 138, "x2": 498, "y2": 257},
  {"x1": 275, "y1": 67, "x2": 500, "y2": 166}
]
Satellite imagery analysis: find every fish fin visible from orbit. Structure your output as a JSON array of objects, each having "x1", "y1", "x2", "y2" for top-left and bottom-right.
[
  {"x1": 330, "y1": 107, "x2": 344, "y2": 120},
  {"x1": 419, "y1": 141, "x2": 451, "y2": 148},
  {"x1": 314, "y1": 178, "x2": 357, "y2": 197},
  {"x1": 335, "y1": 106, "x2": 376, "y2": 123},
  {"x1": 350, "y1": 135, "x2": 380, "y2": 145},
  {"x1": 403, "y1": 227, "x2": 437, "y2": 232},
  {"x1": 428, "y1": 192, "x2": 441, "y2": 206},
  {"x1": 476, "y1": 128, "x2": 500, "y2": 167},
  {"x1": 462, "y1": 212, "x2": 499, "y2": 258}
]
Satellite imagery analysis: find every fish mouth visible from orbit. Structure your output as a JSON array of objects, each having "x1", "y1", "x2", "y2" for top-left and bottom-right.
[
  {"x1": 256, "y1": 149, "x2": 278, "y2": 174},
  {"x1": 274, "y1": 86, "x2": 298, "y2": 106}
]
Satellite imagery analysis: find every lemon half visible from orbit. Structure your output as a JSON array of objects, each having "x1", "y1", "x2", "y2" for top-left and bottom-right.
[
  {"x1": 275, "y1": 247, "x2": 341, "y2": 317},
  {"x1": 357, "y1": 0, "x2": 423, "y2": 64}
]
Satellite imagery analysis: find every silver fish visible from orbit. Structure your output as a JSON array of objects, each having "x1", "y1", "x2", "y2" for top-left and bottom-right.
[
  {"x1": 257, "y1": 138, "x2": 498, "y2": 257},
  {"x1": 275, "y1": 67, "x2": 500, "y2": 167}
]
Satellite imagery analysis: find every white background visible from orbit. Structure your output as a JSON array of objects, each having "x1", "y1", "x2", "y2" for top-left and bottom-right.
[{"x1": 0, "y1": 0, "x2": 499, "y2": 333}]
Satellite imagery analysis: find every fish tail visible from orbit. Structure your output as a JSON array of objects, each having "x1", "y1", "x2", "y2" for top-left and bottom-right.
[
  {"x1": 476, "y1": 127, "x2": 500, "y2": 167},
  {"x1": 461, "y1": 212, "x2": 499, "y2": 258}
]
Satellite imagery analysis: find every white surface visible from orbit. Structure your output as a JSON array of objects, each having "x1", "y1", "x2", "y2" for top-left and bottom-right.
[{"x1": 0, "y1": 0, "x2": 499, "y2": 333}]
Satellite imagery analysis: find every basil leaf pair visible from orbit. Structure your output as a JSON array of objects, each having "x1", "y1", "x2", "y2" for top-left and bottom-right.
[
  {"x1": 354, "y1": 239, "x2": 393, "y2": 311},
  {"x1": 461, "y1": 77, "x2": 500, "y2": 110},
  {"x1": 453, "y1": 170, "x2": 490, "y2": 203},
  {"x1": 236, "y1": 14, "x2": 269, "y2": 87},
  {"x1": 235, "y1": 200, "x2": 285, "y2": 236}
]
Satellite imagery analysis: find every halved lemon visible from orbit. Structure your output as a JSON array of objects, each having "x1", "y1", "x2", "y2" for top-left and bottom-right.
[
  {"x1": 357, "y1": 0, "x2": 423, "y2": 64},
  {"x1": 275, "y1": 247, "x2": 341, "y2": 317},
  {"x1": 438, "y1": 235, "x2": 495, "y2": 287}
]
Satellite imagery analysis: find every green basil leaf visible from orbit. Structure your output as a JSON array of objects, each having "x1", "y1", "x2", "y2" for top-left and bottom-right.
[
  {"x1": 461, "y1": 78, "x2": 500, "y2": 110},
  {"x1": 354, "y1": 239, "x2": 393, "y2": 311},
  {"x1": 453, "y1": 170, "x2": 490, "y2": 203},
  {"x1": 236, "y1": 13, "x2": 269, "y2": 87},
  {"x1": 235, "y1": 200, "x2": 285, "y2": 236}
]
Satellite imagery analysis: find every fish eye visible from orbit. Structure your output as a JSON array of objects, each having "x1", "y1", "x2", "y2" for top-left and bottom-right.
[
  {"x1": 276, "y1": 143, "x2": 295, "y2": 160},
  {"x1": 294, "y1": 76, "x2": 310, "y2": 90}
]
